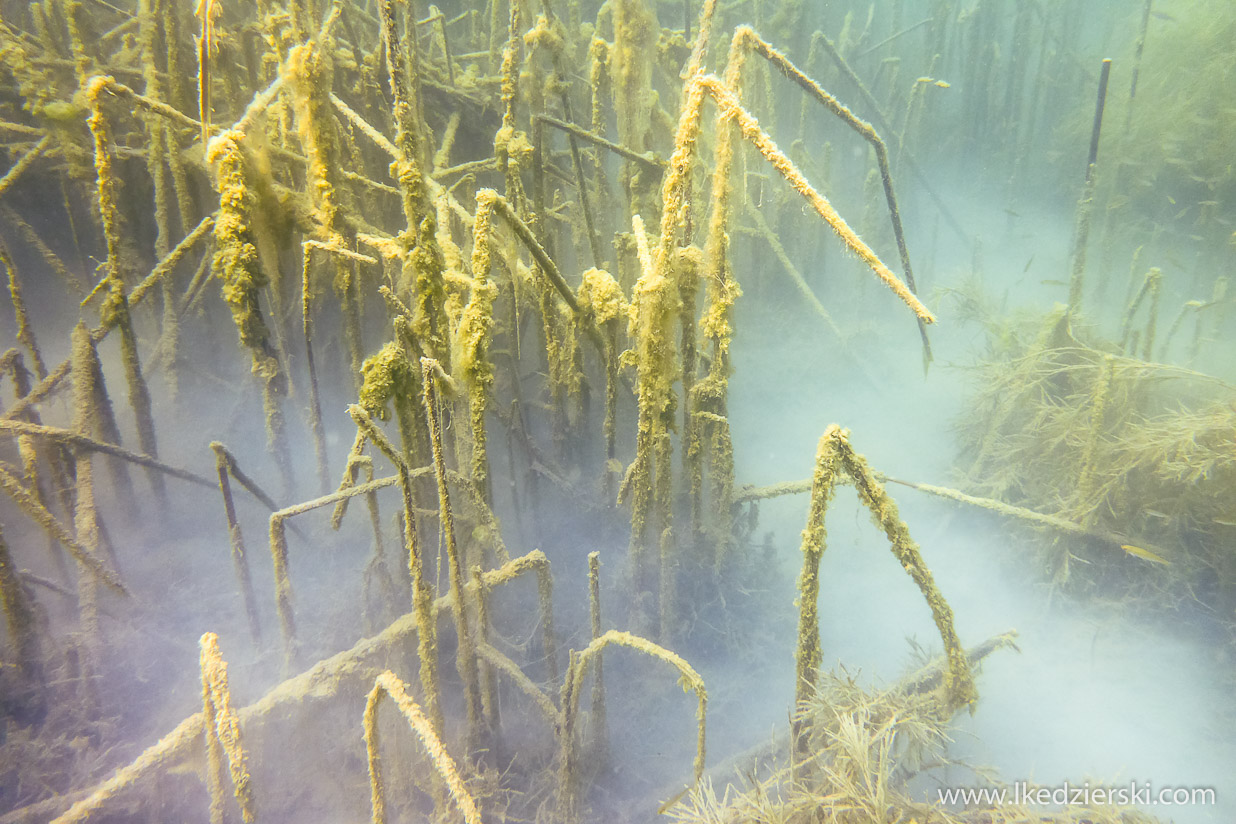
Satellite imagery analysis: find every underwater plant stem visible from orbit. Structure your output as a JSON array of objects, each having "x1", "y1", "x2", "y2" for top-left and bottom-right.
[
  {"x1": 348, "y1": 404, "x2": 445, "y2": 741},
  {"x1": 1126, "y1": 0, "x2": 1153, "y2": 129},
  {"x1": 739, "y1": 471, "x2": 1166, "y2": 560},
  {"x1": 1141, "y1": 271, "x2": 1162, "y2": 361},
  {"x1": 378, "y1": 0, "x2": 434, "y2": 220},
  {"x1": 460, "y1": 191, "x2": 500, "y2": 505},
  {"x1": 70, "y1": 321, "x2": 106, "y2": 669},
  {"x1": 70, "y1": 319, "x2": 136, "y2": 512},
  {"x1": 0, "y1": 464, "x2": 126, "y2": 596},
  {"x1": 536, "y1": 114, "x2": 665, "y2": 171},
  {"x1": 622, "y1": 213, "x2": 676, "y2": 627},
  {"x1": 363, "y1": 670, "x2": 483, "y2": 824},
  {"x1": 881, "y1": 474, "x2": 1154, "y2": 558},
  {"x1": 792, "y1": 427, "x2": 843, "y2": 752},
  {"x1": 745, "y1": 198, "x2": 849, "y2": 349},
  {"x1": 45, "y1": 551, "x2": 547, "y2": 824},
  {"x1": 791, "y1": 426, "x2": 975, "y2": 723},
  {"x1": 112, "y1": 289, "x2": 165, "y2": 501},
  {"x1": 698, "y1": 74, "x2": 936, "y2": 323},
  {"x1": 474, "y1": 639, "x2": 557, "y2": 725},
  {"x1": 471, "y1": 566, "x2": 501, "y2": 733},
  {"x1": 300, "y1": 245, "x2": 330, "y2": 494},
  {"x1": 377, "y1": 5, "x2": 454, "y2": 372},
  {"x1": 420, "y1": 356, "x2": 484, "y2": 749},
  {"x1": 559, "y1": 630, "x2": 706, "y2": 821},
  {"x1": 49, "y1": 712, "x2": 208, "y2": 824},
  {"x1": 2, "y1": 241, "x2": 48, "y2": 380},
  {"x1": 0, "y1": 135, "x2": 49, "y2": 199},
  {"x1": 1120, "y1": 267, "x2": 1161, "y2": 352},
  {"x1": 836, "y1": 431, "x2": 976, "y2": 713},
  {"x1": 855, "y1": 17, "x2": 932, "y2": 59},
  {"x1": 1075, "y1": 354, "x2": 1115, "y2": 522},
  {"x1": 206, "y1": 130, "x2": 292, "y2": 489},
  {"x1": 89, "y1": 75, "x2": 202, "y2": 132},
  {"x1": 0, "y1": 419, "x2": 213, "y2": 487},
  {"x1": 87, "y1": 75, "x2": 164, "y2": 499},
  {"x1": 210, "y1": 443, "x2": 262, "y2": 644},
  {"x1": 210, "y1": 443, "x2": 288, "y2": 520},
  {"x1": 587, "y1": 551, "x2": 608, "y2": 761},
  {"x1": 484, "y1": 191, "x2": 610, "y2": 360},
  {"x1": 3, "y1": 351, "x2": 74, "y2": 582},
  {"x1": 199, "y1": 632, "x2": 256, "y2": 824},
  {"x1": 0, "y1": 203, "x2": 89, "y2": 296},
  {"x1": 266, "y1": 515, "x2": 299, "y2": 666},
  {"x1": 534, "y1": 550, "x2": 560, "y2": 684},
  {"x1": 302, "y1": 241, "x2": 376, "y2": 490},
  {"x1": 330, "y1": 431, "x2": 367, "y2": 525},
  {"x1": 488, "y1": 193, "x2": 577, "y2": 312},
  {"x1": 1085, "y1": 58, "x2": 1113, "y2": 175},
  {"x1": 529, "y1": 9, "x2": 606, "y2": 268},
  {"x1": 0, "y1": 524, "x2": 45, "y2": 711},
  {"x1": 1067, "y1": 58, "x2": 1113, "y2": 313},
  {"x1": 127, "y1": 215, "x2": 215, "y2": 312},
  {"x1": 735, "y1": 28, "x2": 933, "y2": 364},
  {"x1": 810, "y1": 29, "x2": 970, "y2": 247}
]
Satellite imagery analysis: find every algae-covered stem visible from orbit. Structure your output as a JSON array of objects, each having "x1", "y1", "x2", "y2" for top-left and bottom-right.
[
  {"x1": 205, "y1": 130, "x2": 293, "y2": 490},
  {"x1": 420, "y1": 356, "x2": 485, "y2": 751},
  {"x1": 70, "y1": 322, "x2": 108, "y2": 712},
  {"x1": 69, "y1": 317, "x2": 136, "y2": 512},
  {"x1": 210, "y1": 443, "x2": 262, "y2": 645},
  {"x1": 1119, "y1": 267, "x2": 1162, "y2": 353},
  {"x1": 462, "y1": 191, "x2": 501, "y2": 506},
  {"x1": 837, "y1": 432, "x2": 976, "y2": 714},
  {"x1": 697, "y1": 75, "x2": 936, "y2": 323},
  {"x1": 378, "y1": 0, "x2": 453, "y2": 371},
  {"x1": 86, "y1": 76, "x2": 164, "y2": 501},
  {"x1": 792, "y1": 427, "x2": 843, "y2": 757},
  {"x1": 559, "y1": 630, "x2": 707, "y2": 822},
  {"x1": 199, "y1": 632, "x2": 256, "y2": 824},
  {"x1": 2, "y1": 240, "x2": 47, "y2": 380},
  {"x1": 738, "y1": 470, "x2": 1163, "y2": 565},
  {"x1": 364, "y1": 671, "x2": 483, "y2": 824},
  {"x1": 0, "y1": 419, "x2": 214, "y2": 488},
  {"x1": 300, "y1": 244, "x2": 330, "y2": 494},
  {"x1": 587, "y1": 551, "x2": 608, "y2": 761},
  {"x1": 810, "y1": 29, "x2": 971, "y2": 248},
  {"x1": 0, "y1": 135, "x2": 49, "y2": 200},
  {"x1": 1, "y1": 349, "x2": 74, "y2": 582},
  {"x1": 735, "y1": 28, "x2": 933, "y2": 367},
  {"x1": 44, "y1": 550, "x2": 548, "y2": 824},
  {"x1": 471, "y1": 565, "x2": 501, "y2": 734},
  {"x1": 792, "y1": 425, "x2": 975, "y2": 754},
  {"x1": 1126, "y1": 0, "x2": 1153, "y2": 129},
  {"x1": 536, "y1": 113, "x2": 666, "y2": 171},
  {"x1": 347, "y1": 404, "x2": 445, "y2": 744},
  {"x1": 0, "y1": 524, "x2": 45, "y2": 720},
  {"x1": 1067, "y1": 57, "x2": 1113, "y2": 314}
]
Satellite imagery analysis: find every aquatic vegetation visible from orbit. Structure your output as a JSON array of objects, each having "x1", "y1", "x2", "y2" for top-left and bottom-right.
[
  {"x1": 670, "y1": 633, "x2": 1023, "y2": 824},
  {"x1": 0, "y1": 0, "x2": 1220, "y2": 822},
  {"x1": 363, "y1": 669, "x2": 482, "y2": 824},
  {"x1": 955, "y1": 305, "x2": 1236, "y2": 613},
  {"x1": 1056, "y1": 0, "x2": 1236, "y2": 248},
  {"x1": 790, "y1": 423, "x2": 975, "y2": 778},
  {"x1": 198, "y1": 632, "x2": 255, "y2": 824}
]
